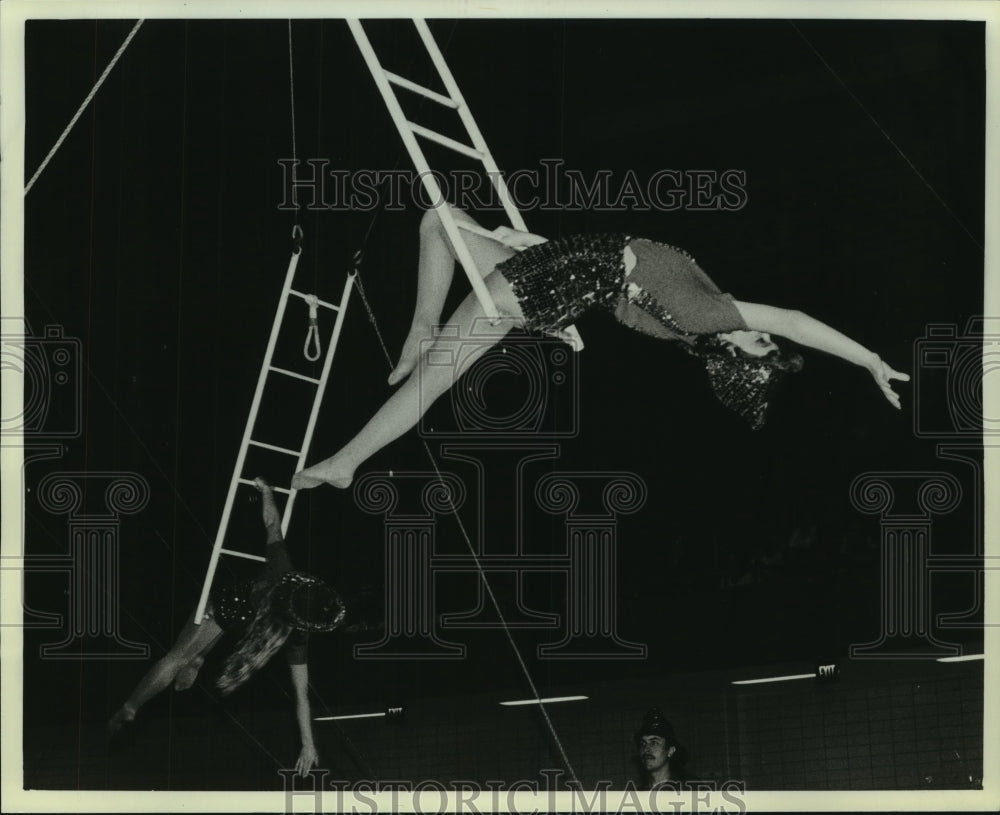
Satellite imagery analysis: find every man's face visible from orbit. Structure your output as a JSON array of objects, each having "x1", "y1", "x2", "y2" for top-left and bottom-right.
[{"x1": 638, "y1": 735, "x2": 675, "y2": 773}]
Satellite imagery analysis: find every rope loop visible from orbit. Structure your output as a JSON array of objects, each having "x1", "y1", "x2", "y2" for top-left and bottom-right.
[
  {"x1": 292, "y1": 224, "x2": 304, "y2": 255},
  {"x1": 303, "y1": 294, "x2": 321, "y2": 361}
]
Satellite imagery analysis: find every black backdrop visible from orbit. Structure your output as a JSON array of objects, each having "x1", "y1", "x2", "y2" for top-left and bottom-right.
[{"x1": 21, "y1": 17, "x2": 984, "y2": 741}]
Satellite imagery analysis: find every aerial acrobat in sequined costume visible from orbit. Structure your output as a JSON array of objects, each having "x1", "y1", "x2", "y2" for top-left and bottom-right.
[
  {"x1": 292, "y1": 205, "x2": 909, "y2": 490},
  {"x1": 107, "y1": 478, "x2": 346, "y2": 776}
]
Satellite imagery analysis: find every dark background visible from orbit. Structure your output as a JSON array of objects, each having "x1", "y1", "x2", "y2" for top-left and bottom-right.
[{"x1": 19, "y1": 16, "x2": 985, "y2": 788}]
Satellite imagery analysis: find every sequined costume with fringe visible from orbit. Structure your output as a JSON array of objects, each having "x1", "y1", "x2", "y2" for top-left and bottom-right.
[
  {"x1": 496, "y1": 233, "x2": 634, "y2": 333},
  {"x1": 207, "y1": 540, "x2": 309, "y2": 664},
  {"x1": 495, "y1": 234, "x2": 801, "y2": 428}
]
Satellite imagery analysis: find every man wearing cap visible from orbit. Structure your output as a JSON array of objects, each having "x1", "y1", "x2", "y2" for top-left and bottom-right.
[{"x1": 635, "y1": 707, "x2": 687, "y2": 787}]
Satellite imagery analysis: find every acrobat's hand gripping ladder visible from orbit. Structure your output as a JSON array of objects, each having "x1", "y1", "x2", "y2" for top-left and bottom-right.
[
  {"x1": 194, "y1": 236, "x2": 356, "y2": 624},
  {"x1": 347, "y1": 18, "x2": 583, "y2": 350}
]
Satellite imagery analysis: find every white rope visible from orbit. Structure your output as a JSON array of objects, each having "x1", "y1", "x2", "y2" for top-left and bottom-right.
[
  {"x1": 351, "y1": 267, "x2": 580, "y2": 787},
  {"x1": 303, "y1": 294, "x2": 321, "y2": 361},
  {"x1": 24, "y1": 19, "x2": 144, "y2": 196}
]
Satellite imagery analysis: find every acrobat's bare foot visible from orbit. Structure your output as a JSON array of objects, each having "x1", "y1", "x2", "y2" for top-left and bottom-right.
[
  {"x1": 173, "y1": 655, "x2": 205, "y2": 691},
  {"x1": 292, "y1": 459, "x2": 354, "y2": 490},
  {"x1": 253, "y1": 477, "x2": 273, "y2": 493},
  {"x1": 388, "y1": 323, "x2": 432, "y2": 386}
]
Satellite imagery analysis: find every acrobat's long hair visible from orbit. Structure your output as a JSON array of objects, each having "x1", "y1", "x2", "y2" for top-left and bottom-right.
[{"x1": 215, "y1": 582, "x2": 292, "y2": 696}]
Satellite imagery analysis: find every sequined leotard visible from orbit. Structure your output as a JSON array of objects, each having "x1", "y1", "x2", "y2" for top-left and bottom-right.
[
  {"x1": 495, "y1": 233, "x2": 801, "y2": 430},
  {"x1": 494, "y1": 233, "x2": 748, "y2": 341},
  {"x1": 208, "y1": 540, "x2": 308, "y2": 663}
]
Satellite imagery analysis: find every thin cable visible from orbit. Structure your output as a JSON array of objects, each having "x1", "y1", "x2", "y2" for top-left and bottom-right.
[
  {"x1": 15, "y1": 275, "x2": 220, "y2": 551},
  {"x1": 350, "y1": 274, "x2": 580, "y2": 787},
  {"x1": 24, "y1": 19, "x2": 144, "y2": 195},
  {"x1": 22, "y1": 30, "x2": 215, "y2": 552},
  {"x1": 419, "y1": 443, "x2": 580, "y2": 786},
  {"x1": 351, "y1": 272, "x2": 395, "y2": 364},
  {"x1": 288, "y1": 20, "x2": 300, "y2": 224},
  {"x1": 328, "y1": 20, "x2": 579, "y2": 781},
  {"x1": 789, "y1": 22, "x2": 982, "y2": 250},
  {"x1": 310, "y1": 24, "x2": 326, "y2": 284},
  {"x1": 169, "y1": 22, "x2": 193, "y2": 666},
  {"x1": 77, "y1": 30, "x2": 102, "y2": 777},
  {"x1": 46, "y1": 534, "x2": 285, "y2": 770},
  {"x1": 103, "y1": 621, "x2": 286, "y2": 771}
]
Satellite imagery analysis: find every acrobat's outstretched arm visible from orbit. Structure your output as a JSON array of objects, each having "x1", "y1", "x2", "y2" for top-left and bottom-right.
[
  {"x1": 732, "y1": 300, "x2": 910, "y2": 409},
  {"x1": 289, "y1": 662, "x2": 319, "y2": 777}
]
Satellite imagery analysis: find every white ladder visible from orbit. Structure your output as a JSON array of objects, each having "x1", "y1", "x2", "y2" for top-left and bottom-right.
[
  {"x1": 347, "y1": 18, "x2": 583, "y2": 349},
  {"x1": 194, "y1": 236, "x2": 356, "y2": 623}
]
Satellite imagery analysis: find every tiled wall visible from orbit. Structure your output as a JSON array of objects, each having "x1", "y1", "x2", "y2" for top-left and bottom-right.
[
  {"x1": 25, "y1": 656, "x2": 981, "y2": 791},
  {"x1": 734, "y1": 669, "x2": 983, "y2": 789},
  {"x1": 317, "y1": 659, "x2": 983, "y2": 791}
]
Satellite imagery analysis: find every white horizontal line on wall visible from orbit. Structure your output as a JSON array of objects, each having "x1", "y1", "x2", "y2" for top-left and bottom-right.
[
  {"x1": 314, "y1": 711, "x2": 386, "y2": 721},
  {"x1": 731, "y1": 673, "x2": 816, "y2": 685},
  {"x1": 499, "y1": 695, "x2": 589, "y2": 706}
]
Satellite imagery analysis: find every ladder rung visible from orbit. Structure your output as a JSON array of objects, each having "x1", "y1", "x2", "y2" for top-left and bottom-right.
[
  {"x1": 220, "y1": 548, "x2": 267, "y2": 563},
  {"x1": 457, "y1": 221, "x2": 502, "y2": 241},
  {"x1": 289, "y1": 289, "x2": 341, "y2": 312},
  {"x1": 237, "y1": 477, "x2": 292, "y2": 495},
  {"x1": 407, "y1": 121, "x2": 484, "y2": 161},
  {"x1": 248, "y1": 439, "x2": 303, "y2": 457},
  {"x1": 383, "y1": 69, "x2": 459, "y2": 109},
  {"x1": 269, "y1": 366, "x2": 322, "y2": 384}
]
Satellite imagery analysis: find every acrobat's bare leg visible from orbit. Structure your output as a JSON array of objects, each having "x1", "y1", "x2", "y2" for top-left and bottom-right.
[
  {"x1": 388, "y1": 205, "x2": 516, "y2": 386},
  {"x1": 172, "y1": 652, "x2": 207, "y2": 691},
  {"x1": 293, "y1": 274, "x2": 523, "y2": 490},
  {"x1": 108, "y1": 610, "x2": 224, "y2": 733}
]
